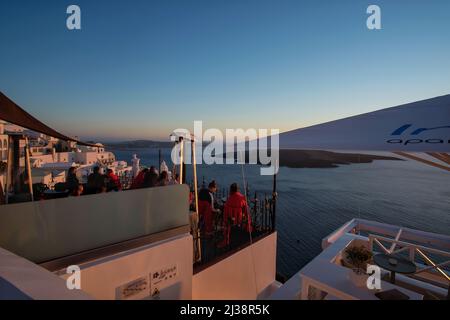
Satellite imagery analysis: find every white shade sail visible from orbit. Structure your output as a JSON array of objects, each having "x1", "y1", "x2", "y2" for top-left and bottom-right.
[{"x1": 278, "y1": 95, "x2": 450, "y2": 152}]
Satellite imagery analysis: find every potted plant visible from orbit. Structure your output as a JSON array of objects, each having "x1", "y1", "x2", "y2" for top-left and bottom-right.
[{"x1": 344, "y1": 245, "x2": 373, "y2": 287}]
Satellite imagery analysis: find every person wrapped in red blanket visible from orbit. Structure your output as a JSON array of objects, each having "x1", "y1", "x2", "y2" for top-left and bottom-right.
[{"x1": 218, "y1": 183, "x2": 252, "y2": 248}]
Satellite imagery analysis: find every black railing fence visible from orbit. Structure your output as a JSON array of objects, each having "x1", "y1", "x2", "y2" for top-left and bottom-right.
[{"x1": 189, "y1": 179, "x2": 276, "y2": 269}]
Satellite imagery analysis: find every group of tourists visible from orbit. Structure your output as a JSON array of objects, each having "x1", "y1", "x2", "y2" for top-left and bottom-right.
[
  {"x1": 197, "y1": 180, "x2": 253, "y2": 248},
  {"x1": 66, "y1": 165, "x2": 180, "y2": 196},
  {"x1": 130, "y1": 166, "x2": 179, "y2": 189},
  {"x1": 65, "y1": 166, "x2": 253, "y2": 248},
  {"x1": 66, "y1": 166, "x2": 122, "y2": 196}
]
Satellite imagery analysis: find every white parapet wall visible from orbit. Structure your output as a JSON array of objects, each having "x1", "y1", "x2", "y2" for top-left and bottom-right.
[
  {"x1": 0, "y1": 185, "x2": 190, "y2": 263},
  {"x1": 58, "y1": 233, "x2": 193, "y2": 300},
  {"x1": 0, "y1": 184, "x2": 192, "y2": 300},
  {"x1": 0, "y1": 247, "x2": 91, "y2": 300},
  {"x1": 192, "y1": 232, "x2": 277, "y2": 300}
]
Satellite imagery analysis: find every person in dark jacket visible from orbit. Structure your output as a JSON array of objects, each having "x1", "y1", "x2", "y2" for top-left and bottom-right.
[
  {"x1": 143, "y1": 170, "x2": 159, "y2": 188},
  {"x1": 198, "y1": 180, "x2": 220, "y2": 236},
  {"x1": 87, "y1": 166, "x2": 108, "y2": 194},
  {"x1": 66, "y1": 167, "x2": 79, "y2": 194},
  {"x1": 198, "y1": 180, "x2": 218, "y2": 208}
]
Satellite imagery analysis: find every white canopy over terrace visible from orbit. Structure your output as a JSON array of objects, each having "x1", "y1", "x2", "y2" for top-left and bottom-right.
[
  {"x1": 274, "y1": 94, "x2": 450, "y2": 171},
  {"x1": 278, "y1": 94, "x2": 450, "y2": 152}
]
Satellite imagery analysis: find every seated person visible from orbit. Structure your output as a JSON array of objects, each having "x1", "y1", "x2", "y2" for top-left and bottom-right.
[
  {"x1": 158, "y1": 171, "x2": 169, "y2": 186},
  {"x1": 86, "y1": 166, "x2": 100, "y2": 194},
  {"x1": 130, "y1": 168, "x2": 148, "y2": 189},
  {"x1": 71, "y1": 184, "x2": 84, "y2": 197},
  {"x1": 66, "y1": 167, "x2": 79, "y2": 194},
  {"x1": 87, "y1": 166, "x2": 108, "y2": 194},
  {"x1": 106, "y1": 168, "x2": 122, "y2": 191},
  {"x1": 198, "y1": 180, "x2": 219, "y2": 237},
  {"x1": 143, "y1": 170, "x2": 159, "y2": 188},
  {"x1": 170, "y1": 173, "x2": 180, "y2": 185}
]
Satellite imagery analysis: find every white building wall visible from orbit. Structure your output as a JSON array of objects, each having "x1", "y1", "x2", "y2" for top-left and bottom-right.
[
  {"x1": 74, "y1": 152, "x2": 96, "y2": 165},
  {"x1": 29, "y1": 151, "x2": 116, "y2": 168},
  {"x1": 0, "y1": 247, "x2": 91, "y2": 300},
  {"x1": 31, "y1": 154, "x2": 53, "y2": 166},
  {"x1": 59, "y1": 234, "x2": 193, "y2": 300},
  {"x1": 192, "y1": 232, "x2": 277, "y2": 300},
  {"x1": 55, "y1": 152, "x2": 72, "y2": 163},
  {"x1": 30, "y1": 153, "x2": 74, "y2": 164}
]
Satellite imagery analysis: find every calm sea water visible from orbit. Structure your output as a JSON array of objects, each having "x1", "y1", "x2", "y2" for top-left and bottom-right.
[{"x1": 113, "y1": 148, "x2": 450, "y2": 277}]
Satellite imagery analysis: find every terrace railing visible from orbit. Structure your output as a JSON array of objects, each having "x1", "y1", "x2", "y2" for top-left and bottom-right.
[
  {"x1": 323, "y1": 218, "x2": 450, "y2": 253},
  {"x1": 192, "y1": 189, "x2": 276, "y2": 271},
  {"x1": 369, "y1": 233, "x2": 450, "y2": 296},
  {"x1": 322, "y1": 218, "x2": 450, "y2": 299}
]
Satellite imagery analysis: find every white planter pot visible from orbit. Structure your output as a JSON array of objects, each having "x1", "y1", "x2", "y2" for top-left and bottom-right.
[{"x1": 349, "y1": 269, "x2": 368, "y2": 288}]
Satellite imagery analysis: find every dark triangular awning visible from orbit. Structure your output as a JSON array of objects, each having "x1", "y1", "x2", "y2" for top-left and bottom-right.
[{"x1": 0, "y1": 92, "x2": 96, "y2": 147}]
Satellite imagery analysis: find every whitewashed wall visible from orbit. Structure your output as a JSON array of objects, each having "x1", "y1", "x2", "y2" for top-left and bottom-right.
[
  {"x1": 0, "y1": 184, "x2": 190, "y2": 263},
  {"x1": 192, "y1": 232, "x2": 277, "y2": 300},
  {"x1": 59, "y1": 233, "x2": 193, "y2": 300}
]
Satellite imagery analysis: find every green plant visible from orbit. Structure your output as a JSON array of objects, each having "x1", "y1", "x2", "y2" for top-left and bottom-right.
[{"x1": 345, "y1": 245, "x2": 373, "y2": 271}]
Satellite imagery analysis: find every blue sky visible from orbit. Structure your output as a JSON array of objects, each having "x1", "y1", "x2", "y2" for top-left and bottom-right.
[{"x1": 0, "y1": 0, "x2": 449, "y2": 141}]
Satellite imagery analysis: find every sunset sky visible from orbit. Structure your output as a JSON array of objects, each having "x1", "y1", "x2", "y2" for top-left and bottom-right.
[{"x1": 1, "y1": 0, "x2": 449, "y2": 141}]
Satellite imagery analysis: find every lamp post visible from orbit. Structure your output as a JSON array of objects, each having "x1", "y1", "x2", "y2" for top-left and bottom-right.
[{"x1": 178, "y1": 137, "x2": 184, "y2": 184}]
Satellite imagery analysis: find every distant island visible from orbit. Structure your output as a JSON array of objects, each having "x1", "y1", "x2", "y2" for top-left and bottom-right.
[
  {"x1": 105, "y1": 140, "x2": 403, "y2": 168},
  {"x1": 274, "y1": 150, "x2": 403, "y2": 168},
  {"x1": 104, "y1": 140, "x2": 173, "y2": 149},
  {"x1": 221, "y1": 149, "x2": 403, "y2": 168}
]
